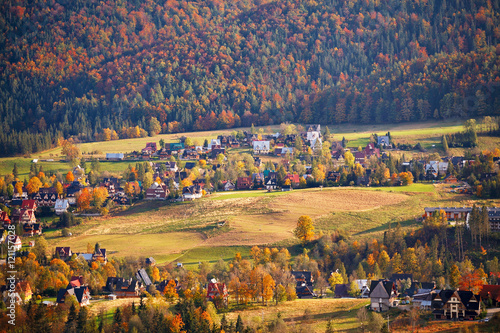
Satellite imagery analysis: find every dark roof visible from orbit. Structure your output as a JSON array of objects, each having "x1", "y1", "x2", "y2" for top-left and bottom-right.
[
  {"x1": 369, "y1": 280, "x2": 395, "y2": 298},
  {"x1": 334, "y1": 284, "x2": 349, "y2": 298},
  {"x1": 136, "y1": 269, "x2": 152, "y2": 286},
  {"x1": 390, "y1": 274, "x2": 413, "y2": 282},
  {"x1": 184, "y1": 162, "x2": 196, "y2": 170}
]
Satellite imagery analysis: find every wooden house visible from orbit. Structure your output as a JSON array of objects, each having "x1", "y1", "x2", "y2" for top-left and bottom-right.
[
  {"x1": 479, "y1": 285, "x2": 500, "y2": 307},
  {"x1": 23, "y1": 223, "x2": 42, "y2": 237},
  {"x1": 369, "y1": 280, "x2": 398, "y2": 312},
  {"x1": 105, "y1": 277, "x2": 143, "y2": 297},
  {"x1": 431, "y1": 290, "x2": 481, "y2": 320},
  {"x1": 145, "y1": 182, "x2": 169, "y2": 200},
  {"x1": 236, "y1": 176, "x2": 252, "y2": 190},
  {"x1": 54, "y1": 199, "x2": 70, "y2": 215},
  {"x1": 55, "y1": 247, "x2": 73, "y2": 260},
  {"x1": 57, "y1": 284, "x2": 90, "y2": 306},
  {"x1": 207, "y1": 279, "x2": 228, "y2": 306},
  {"x1": 33, "y1": 188, "x2": 58, "y2": 207}
]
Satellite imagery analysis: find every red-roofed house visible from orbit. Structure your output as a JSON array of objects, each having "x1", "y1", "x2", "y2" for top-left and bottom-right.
[
  {"x1": 285, "y1": 174, "x2": 300, "y2": 186},
  {"x1": 18, "y1": 209, "x2": 36, "y2": 224},
  {"x1": 1, "y1": 211, "x2": 11, "y2": 228},
  {"x1": 21, "y1": 199, "x2": 37, "y2": 211},
  {"x1": 207, "y1": 279, "x2": 228, "y2": 307}
]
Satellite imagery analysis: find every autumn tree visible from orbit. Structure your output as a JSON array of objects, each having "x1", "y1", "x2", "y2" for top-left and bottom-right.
[
  {"x1": 149, "y1": 117, "x2": 161, "y2": 136},
  {"x1": 27, "y1": 177, "x2": 42, "y2": 194},
  {"x1": 66, "y1": 171, "x2": 75, "y2": 183},
  {"x1": 77, "y1": 188, "x2": 91, "y2": 211},
  {"x1": 294, "y1": 215, "x2": 315, "y2": 245},
  {"x1": 92, "y1": 187, "x2": 109, "y2": 209}
]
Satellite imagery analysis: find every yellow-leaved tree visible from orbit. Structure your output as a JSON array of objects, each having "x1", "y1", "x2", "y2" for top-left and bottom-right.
[{"x1": 293, "y1": 215, "x2": 315, "y2": 245}]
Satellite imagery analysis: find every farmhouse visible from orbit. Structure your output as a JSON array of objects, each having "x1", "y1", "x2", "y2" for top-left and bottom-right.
[
  {"x1": 431, "y1": 290, "x2": 481, "y2": 320},
  {"x1": 23, "y1": 223, "x2": 42, "y2": 237},
  {"x1": 377, "y1": 135, "x2": 390, "y2": 147},
  {"x1": 1, "y1": 211, "x2": 11, "y2": 228}
]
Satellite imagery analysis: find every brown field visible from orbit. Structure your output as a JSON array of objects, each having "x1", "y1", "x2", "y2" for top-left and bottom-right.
[
  {"x1": 204, "y1": 188, "x2": 409, "y2": 246},
  {"x1": 226, "y1": 298, "x2": 369, "y2": 332},
  {"x1": 46, "y1": 188, "x2": 411, "y2": 262}
]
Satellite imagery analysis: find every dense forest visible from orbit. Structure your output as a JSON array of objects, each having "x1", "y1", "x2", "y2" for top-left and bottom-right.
[{"x1": 1, "y1": 0, "x2": 500, "y2": 156}]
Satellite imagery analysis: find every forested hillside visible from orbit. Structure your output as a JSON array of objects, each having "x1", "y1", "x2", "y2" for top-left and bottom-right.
[{"x1": 1, "y1": 0, "x2": 500, "y2": 156}]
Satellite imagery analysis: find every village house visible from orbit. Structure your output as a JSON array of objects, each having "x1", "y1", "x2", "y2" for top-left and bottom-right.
[
  {"x1": 66, "y1": 181, "x2": 83, "y2": 205},
  {"x1": 252, "y1": 173, "x2": 265, "y2": 189},
  {"x1": 18, "y1": 209, "x2": 36, "y2": 225},
  {"x1": 237, "y1": 176, "x2": 253, "y2": 190},
  {"x1": 12, "y1": 183, "x2": 28, "y2": 200},
  {"x1": 275, "y1": 147, "x2": 294, "y2": 157},
  {"x1": 136, "y1": 268, "x2": 152, "y2": 287},
  {"x1": 253, "y1": 140, "x2": 270, "y2": 155},
  {"x1": 431, "y1": 290, "x2": 481, "y2": 320},
  {"x1": 54, "y1": 199, "x2": 70, "y2": 215},
  {"x1": 55, "y1": 247, "x2": 73, "y2": 261},
  {"x1": 369, "y1": 280, "x2": 398, "y2": 311},
  {"x1": 142, "y1": 142, "x2": 157, "y2": 155},
  {"x1": 377, "y1": 136, "x2": 390, "y2": 147},
  {"x1": 182, "y1": 185, "x2": 203, "y2": 200},
  {"x1": 291, "y1": 271, "x2": 316, "y2": 298},
  {"x1": 21, "y1": 199, "x2": 37, "y2": 211},
  {"x1": 33, "y1": 187, "x2": 58, "y2": 207},
  {"x1": 206, "y1": 279, "x2": 229, "y2": 306},
  {"x1": 9, "y1": 235, "x2": 22, "y2": 251},
  {"x1": 479, "y1": 285, "x2": 500, "y2": 307},
  {"x1": 105, "y1": 277, "x2": 143, "y2": 297},
  {"x1": 222, "y1": 180, "x2": 235, "y2": 191},
  {"x1": 306, "y1": 124, "x2": 321, "y2": 143},
  {"x1": 443, "y1": 174, "x2": 459, "y2": 184},
  {"x1": 57, "y1": 278, "x2": 91, "y2": 307},
  {"x1": 2, "y1": 281, "x2": 33, "y2": 304},
  {"x1": 425, "y1": 161, "x2": 449, "y2": 178},
  {"x1": 145, "y1": 182, "x2": 169, "y2": 200},
  {"x1": 23, "y1": 223, "x2": 42, "y2": 237},
  {"x1": 1, "y1": 211, "x2": 11, "y2": 228}
]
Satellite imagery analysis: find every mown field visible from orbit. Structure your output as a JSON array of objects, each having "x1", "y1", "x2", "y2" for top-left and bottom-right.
[
  {"x1": 0, "y1": 119, "x2": 474, "y2": 178},
  {"x1": 43, "y1": 184, "x2": 476, "y2": 266}
]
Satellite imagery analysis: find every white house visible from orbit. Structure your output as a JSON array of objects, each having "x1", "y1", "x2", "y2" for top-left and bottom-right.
[
  {"x1": 253, "y1": 141, "x2": 270, "y2": 155},
  {"x1": 54, "y1": 199, "x2": 70, "y2": 215},
  {"x1": 306, "y1": 124, "x2": 321, "y2": 143}
]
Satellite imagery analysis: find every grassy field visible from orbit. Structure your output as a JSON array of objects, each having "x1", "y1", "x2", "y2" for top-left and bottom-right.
[{"x1": 42, "y1": 185, "x2": 473, "y2": 267}]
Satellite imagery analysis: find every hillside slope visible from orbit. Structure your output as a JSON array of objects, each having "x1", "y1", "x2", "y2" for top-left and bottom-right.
[{"x1": 1, "y1": 0, "x2": 499, "y2": 156}]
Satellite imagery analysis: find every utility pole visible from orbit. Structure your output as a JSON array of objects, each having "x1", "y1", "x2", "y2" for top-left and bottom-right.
[{"x1": 387, "y1": 313, "x2": 390, "y2": 332}]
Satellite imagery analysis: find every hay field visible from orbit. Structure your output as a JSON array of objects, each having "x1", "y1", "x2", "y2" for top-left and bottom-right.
[
  {"x1": 46, "y1": 187, "x2": 433, "y2": 264},
  {"x1": 226, "y1": 298, "x2": 370, "y2": 332}
]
